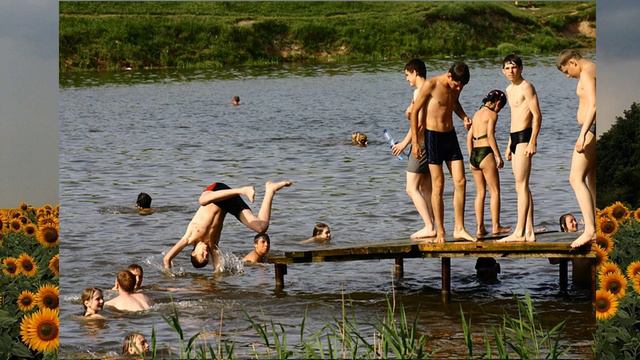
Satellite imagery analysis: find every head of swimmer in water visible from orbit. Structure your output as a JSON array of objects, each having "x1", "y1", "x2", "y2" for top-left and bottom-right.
[
  {"x1": 312, "y1": 222, "x2": 331, "y2": 241},
  {"x1": 481, "y1": 89, "x2": 507, "y2": 113}
]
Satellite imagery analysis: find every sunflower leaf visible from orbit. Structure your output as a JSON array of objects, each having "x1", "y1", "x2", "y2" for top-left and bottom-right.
[{"x1": 11, "y1": 340, "x2": 32, "y2": 358}]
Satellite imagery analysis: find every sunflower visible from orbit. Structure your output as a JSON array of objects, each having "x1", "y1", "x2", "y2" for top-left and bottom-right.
[
  {"x1": 595, "y1": 289, "x2": 618, "y2": 320},
  {"x1": 20, "y1": 307, "x2": 59, "y2": 352},
  {"x1": 593, "y1": 246, "x2": 608, "y2": 267},
  {"x1": 10, "y1": 218, "x2": 23, "y2": 233},
  {"x1": 18, "y1": 215, "x2": 29, "y2": 225},
  {"x1": 634, "y1": 208, "x2": 640, "y2": 223},
  {"x1": 42, "y1": 204, "x2": 53, "y2": 211},
  {"x1": 17, "y1": 290, "x2": 37, "y2": 312},
  {"x1": 598, "y1": 216, "x2": 619, "y2": 236},
  {"x1": 48, "y1": 255, "x2": 59, "y2": 277},
  {"x1": 632, "y1": 276, "x2": 640, "y2": 295},
  {"x1": 20, "y1": 202, "x2": 29, "y2": 211},
  {"x1": 599, "y1": 261, "x2": 622, "y2": 277},
  {"x1": 609, "y1": 201, "x2": 630, "y2": 222},
  {"x1": 36, "y1": 224, "x2": 59, "y2": 248},
  {"x1": 627, "y1": 261, "x2": 640, "y2": 280},
  {"x1": 2, "y1": 257, "x2": 19, "y2": 276},
  {"x1": 600, "y1": 272, "x2": 627, "y2": 299},
  {"x1": 595, "y1": 232, "x2": 614, "y2": 254},
  {"x1": 35, "y1": 284, "x2": 59, "y2": 310},
  {"x1": 23, "y1": 223, "x2": 37, "y2": 237},
  {"x1": 37, "y1": 215, "x2": 58, "y2": 228},
  {"x1": 17, "y1": 253, "x2": 38, "y2": 277}
]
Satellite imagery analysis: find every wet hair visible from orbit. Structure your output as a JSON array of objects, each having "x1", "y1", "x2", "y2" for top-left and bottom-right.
[
  {"x1": 80, "y1": 287, "x2": 102, "y2": 316},
  {"x1": 116, "y1": 270, "x2": 137, "y2": 293},
  {"x1": 482, "y1": 89, "x2": 507, "y2": 111},
  {"x1": 351, "y1": 132, "x2": 368, "y2": 146},
  {"x1": 122, "y1": 332, "x2": 147, "y2": 355},
  {"x1": 556, "y1": 49, "x2": 582, "y2": 70},
  {"x1": 559, "y1": 213, "x2": 574, "y2": 232},
  {"x1": 254, "y1": 232, "x2": 270, "y2": 244},
  {"x1": 404, "y1": 59, "x2": 427, "y2": 78},
  {"x1": 127, "y1": 264, "x2": 143, "y2": 289},
  {"x1": 312, "y1": 222, "x2": 330, "y2": 237},
  {"x1": 190, "y1": 249, "x2": 209, "y2": 269},
  {"x1": 448, "y1": 61, "x2": 470, "y2": 85},
  {"x1": 502, "y1": 54, "x2": 523, "y2": 68},
  {"x1": 136, "y1": 192, "x2": 152, "y2": 209}
]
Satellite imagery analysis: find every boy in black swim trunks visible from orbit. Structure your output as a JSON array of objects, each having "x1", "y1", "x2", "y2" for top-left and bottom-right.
[
  {"x1": 162, "y1": 180, "x2": 292, "y2": 273},
  {"x1": 409, "y1": 61, "x2": 475, "y2": 243},
  {"x1": 498, "y1": 54, "x2": 542, "y2": 243}
]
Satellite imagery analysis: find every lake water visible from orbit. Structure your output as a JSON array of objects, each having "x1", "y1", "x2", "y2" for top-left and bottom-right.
[{"x1": 59, "y1": 58, "x2": 594, "y2": 358}]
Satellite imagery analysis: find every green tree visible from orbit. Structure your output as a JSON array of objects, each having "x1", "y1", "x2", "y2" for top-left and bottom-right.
[{"x1": 597, "y1": 102, "x2": 640, "y2": 208}]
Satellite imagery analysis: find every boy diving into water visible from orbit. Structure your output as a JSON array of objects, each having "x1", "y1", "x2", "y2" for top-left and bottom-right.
[{"x1": 163, "y1": 180, "x2": 292, "y2": 272}]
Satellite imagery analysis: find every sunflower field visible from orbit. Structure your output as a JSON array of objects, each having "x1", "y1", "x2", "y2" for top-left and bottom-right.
[
  {"x1": 0, "y1": 203, "x2": 59, "y2": 358},
  {"x1": 593, "y1": 201, "x2": 640, "y2": 359}
]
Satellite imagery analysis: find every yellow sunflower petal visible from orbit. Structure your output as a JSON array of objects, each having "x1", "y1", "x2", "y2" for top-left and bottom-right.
[
  {"x1": 20, "y1": 307, "x2": 59, "y2": 352},
  {"x1": 2, "y1": 257, "x2": 20, "y2": 277},
  {"x1": 610, "y1": 201, "x2": 630, "y2": 222},
  {"x1": 627, "y1": 261, "x2": 640, "y2": 280},
  {"x1": 595, "y1": 289, "x2": 618, "y2": 320},
  {"x1": 36, "y1": 224, "x2": 59, "y2": 248},
  {"x1": 599, "y1": 261, "x2": 622, "y2": 277},
  {"x1": 593, "y1": 246, "x2": 608, "y2": 267},
  {"x1": 632, "y1": 276, "x2": 640, "y2": 295},
  {"x1": 598, "y1": 217, "x2": 619, "y2": 236},
  {"x1": 48, "y1": 254, "x2": 59, "y2": 277},
  {"x1": 595, "y1": 232, "x2": 614, "y2": 254}
]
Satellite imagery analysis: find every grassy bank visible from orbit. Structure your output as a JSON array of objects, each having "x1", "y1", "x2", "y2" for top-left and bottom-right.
[{"x1": 59, "y1": 1, "x2": 595, "y2": 72}]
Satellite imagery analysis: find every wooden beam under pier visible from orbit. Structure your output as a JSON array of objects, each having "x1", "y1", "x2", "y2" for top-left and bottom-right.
[{"x1": 268, "y1": 231, "x2": 596, "y2": 303}]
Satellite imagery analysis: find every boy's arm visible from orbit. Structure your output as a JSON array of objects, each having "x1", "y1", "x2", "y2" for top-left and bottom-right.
[
  {"x1": 453, "y1": 99, "x2": 472, "y2": 130},
  {"x1": 576, "y1": 67, "x2": 596, "y2": 152},
  {"x1": 409, "y1": 81, "x2": 434, "y2": 158},
  {"x1": 466, "y1": 124, "x2": 473, "y2": 157},
  {"x1": 163, "y1": 236, "x2": 189, "y2": 269},
  {"x1": 524, "y1": 83, "x2": 542, "y2": 157}
]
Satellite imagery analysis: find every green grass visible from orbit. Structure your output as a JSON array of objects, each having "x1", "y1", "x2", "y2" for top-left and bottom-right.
[{"x1": 59, "y1": 1, "x2": 595, "y2": 72}]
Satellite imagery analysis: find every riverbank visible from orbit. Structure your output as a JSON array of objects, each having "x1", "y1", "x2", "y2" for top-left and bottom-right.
[{"x1": 59, "y1": 1, "x2": 594, "y2": 72}]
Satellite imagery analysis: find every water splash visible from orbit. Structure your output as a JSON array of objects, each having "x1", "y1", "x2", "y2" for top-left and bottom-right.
[{"x1": 216, "y1": 250, "x2": 245, "y2": 275}]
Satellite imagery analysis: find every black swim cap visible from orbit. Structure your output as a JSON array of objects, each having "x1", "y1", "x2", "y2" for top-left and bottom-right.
[{"x1": 482, "y1": 89, "x2": 507, "y2": 106}]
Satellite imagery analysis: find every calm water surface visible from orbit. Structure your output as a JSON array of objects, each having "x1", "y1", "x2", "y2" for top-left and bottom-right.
[{"x1": 60, "y1": 59, "x2": 594, "y2": 358}]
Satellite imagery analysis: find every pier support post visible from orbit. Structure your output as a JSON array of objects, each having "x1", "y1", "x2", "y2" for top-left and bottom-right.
[
  {"x1": 559, "y1": 259, "x2": 568, "y2": 292},
  {"x1": 441, "y1": 257, "x2": 451, "y2": 303},
  {"x1": 394, "y1": 257, "x2": 404, "y2": 279},
  {"x1": 275, "y1": 264, "x2": 287, "y2": 289}
]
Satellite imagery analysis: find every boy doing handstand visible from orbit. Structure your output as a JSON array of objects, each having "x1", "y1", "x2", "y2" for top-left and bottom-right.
[{"x1": 163, "y1": 180, "x2": 291, "y2": 272}]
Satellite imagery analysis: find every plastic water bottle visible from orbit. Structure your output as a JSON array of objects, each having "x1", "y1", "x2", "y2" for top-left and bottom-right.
[{"x1": 383, "y1": 129, "x2": 405, "y2": 160}]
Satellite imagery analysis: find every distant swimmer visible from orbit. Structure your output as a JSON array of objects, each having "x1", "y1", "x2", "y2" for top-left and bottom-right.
[
  {"x1": 136, "y1": 192, "x2": 154, "y2": 215},
  {"x1": 556, "y1": 49, "x2": 596, "y2": 248},
  {"x1": 163, "y1": 180, "x2": 292, "y2": 273},
  {"x1": 300, "y1": 222, "x2": 331, "y2": 244},
  {"x1": 559, "y1": 212, "x2": 578, "y2": 233},
  {"x1": 122, "y1": 332, "x2": 150, "y2": 356},
  {"x1": 81, "y1": 287, "x2": 105, "y2": 319},
  {"x1": 243, "y1": 233, "x2": 270, "y2": 263},
  {"x1": 231, "y1": 95, "x2": 241, "y2": 106},
  {"x1": 352, "y1": 132, "x2": 368, "y2": 146},
  {"x1": 497, "y1": 54, "x2": 541, "y2": 243}
]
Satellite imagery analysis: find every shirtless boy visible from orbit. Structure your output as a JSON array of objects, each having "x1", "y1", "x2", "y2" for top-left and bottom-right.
[
  {"x1": 409, "y1": 61, "x2": 474, "y2": 243},
  {"x1": 163, "y1": 180, "x2": 291, "y2": 272},
  {"x1": 498, "y1": 54, "x2": 542, "y2": 243},
  {"x1": 105, "y1": 270, "x2": 153, "y2": 311},
  {"x1": 556, "y1": 49, "x2": 596, "y2": 248},
  {"x1": 243, "y1": 233, "x2": 270, "y2": 264},
  {"x1": 392, "y1": 59, "x2": 436, "y2": 239}
]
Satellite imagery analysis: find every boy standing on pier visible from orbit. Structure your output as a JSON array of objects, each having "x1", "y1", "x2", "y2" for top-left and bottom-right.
[
  {"x1": 163, "y1": 180, "x2": 291, "y2": 272},
  {"x1": 391, "y1": 59, "x2": 436, "y2": 239},
  {"x1": 498, "y1": 54, "x2": 542, "y2": 243},
  {"x1": 409, "y1": 61, "x2": 474, "y2": 243},
  {"x1": 556, "y1": 49, "x2": 596, "y2": 248}
]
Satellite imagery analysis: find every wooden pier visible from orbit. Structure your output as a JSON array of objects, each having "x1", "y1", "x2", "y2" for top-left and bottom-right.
[{"x1": 267, "y1": 231, "x2": 596, "y2": 302}]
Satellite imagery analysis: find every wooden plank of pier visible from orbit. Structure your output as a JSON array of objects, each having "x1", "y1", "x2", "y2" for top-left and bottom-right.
[{"x1": 267, "y1": 231, "x2": 596, "y2": 302}]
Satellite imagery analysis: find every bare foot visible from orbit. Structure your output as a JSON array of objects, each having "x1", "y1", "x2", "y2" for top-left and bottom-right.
[
  {"x1": 410, "y1": 226, "x2": 437, "y2": 239},
  {"x1": 454, "y1": 228, "x2": 476, "y2": 242},
  {"x1": 524, "y1": 230, "x2": 536, "y2": 242},
  {"x1": 244, "y1": 186, "x2": 256, "y2": 203},
  {"x1": 266, "y1": 180, "x2": 293, "y2": 193},
  {"x1": 476, "y1": 226, "x2": 488, "y2": 238},
  {"x1": 496, "y1": 232, "x2": 525, "y2": 243},
  {"x1": 570, "y1": 231, "x2": 595, "y2": 248},
  {"x1": 492, "y1": 226, "x2": 511, "y2": 235},
  {"x1": 434, "y1": 232, "x2": 446, "y2": 243}
]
